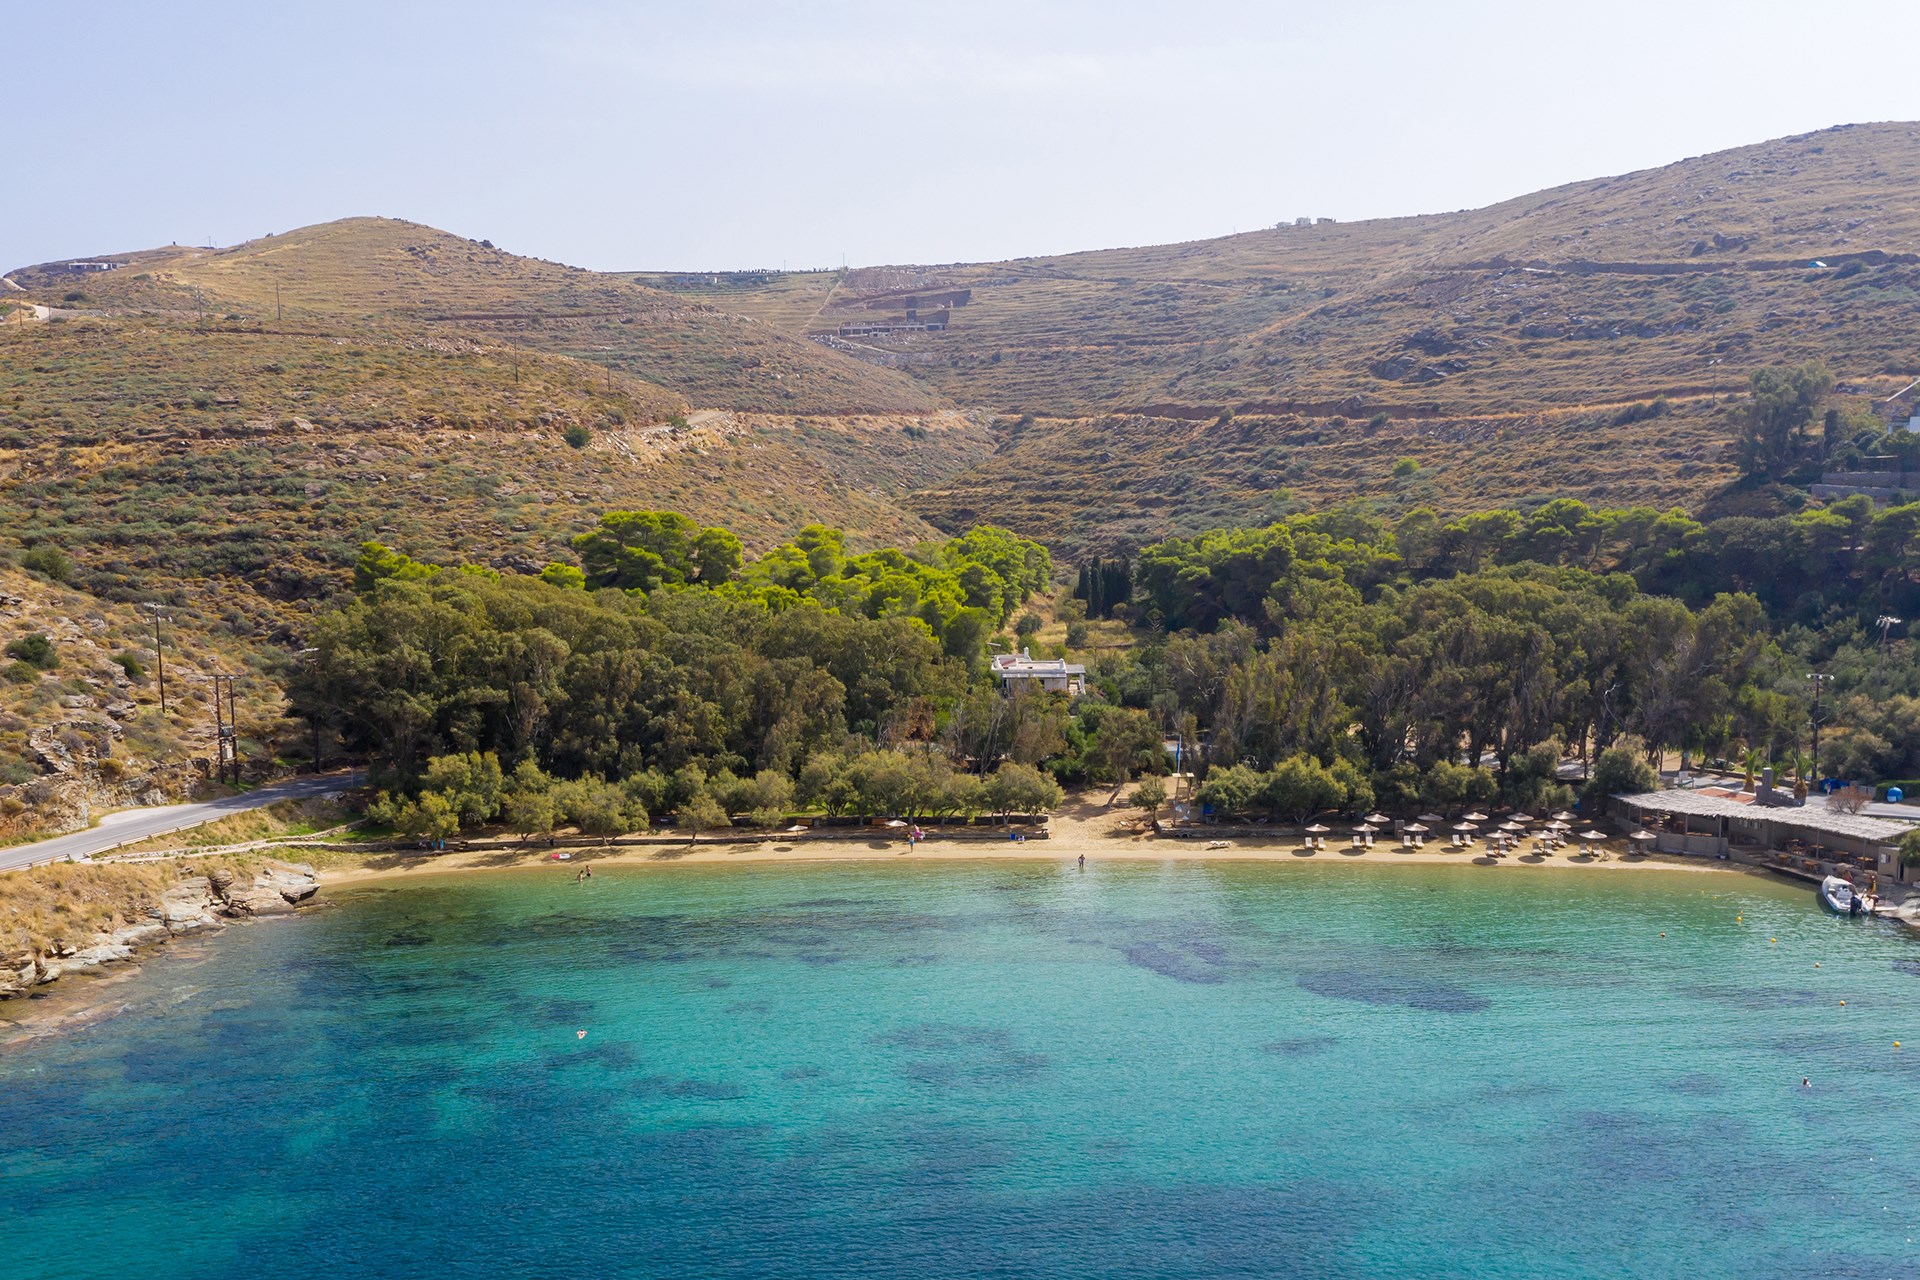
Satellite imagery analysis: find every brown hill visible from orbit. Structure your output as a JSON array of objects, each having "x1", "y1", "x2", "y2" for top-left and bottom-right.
[
  {"x1": 647, "y1": 122, "x2": 1920, "y2": 420},
  {"x1": 0, "y1": 314, "x2": 993, "y2": 626},
  {"x1": 10, "y1": 218, "x2": 942, "y2": 415}
]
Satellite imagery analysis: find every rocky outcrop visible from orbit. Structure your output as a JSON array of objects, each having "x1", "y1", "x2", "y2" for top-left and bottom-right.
[
  {"x1": 209, "y1": 863, "x2": 319, "y2": 916},
  {"x1": 0, "y1": 862, "x2": 319, "y2": 999}
]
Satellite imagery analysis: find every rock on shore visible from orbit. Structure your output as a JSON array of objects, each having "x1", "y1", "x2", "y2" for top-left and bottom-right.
[{"x1": 0, "y1": 862, "x2": 320, "y2": 998}]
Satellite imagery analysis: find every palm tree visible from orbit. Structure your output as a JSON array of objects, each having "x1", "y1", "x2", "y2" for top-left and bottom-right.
[
  {"x1": 1788, "y1": 752, "x2": 1815, "y2": 802},
  {"x1": 1741, "y1": 746, "x2": 1766, "y2": 790}
]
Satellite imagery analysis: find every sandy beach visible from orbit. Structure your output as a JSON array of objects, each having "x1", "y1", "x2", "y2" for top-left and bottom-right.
[{"x1": 315, "y1": 794, "x2": 1738, "y2": 888}]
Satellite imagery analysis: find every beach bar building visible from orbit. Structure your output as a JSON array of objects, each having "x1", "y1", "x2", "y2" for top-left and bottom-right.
[{"x1": 1615, "y1": 789, "x2": 1915, "y2": 878}]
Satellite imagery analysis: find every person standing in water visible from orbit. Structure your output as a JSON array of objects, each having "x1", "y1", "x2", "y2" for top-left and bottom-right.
[{"x1": 1078, "y1": 854, "x2": 1086, "y2": 871}]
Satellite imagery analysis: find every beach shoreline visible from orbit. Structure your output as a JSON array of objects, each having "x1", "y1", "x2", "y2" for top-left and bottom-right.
[
  {"x1": 0, "y1": 798, "x2": 1860, "y2": 1047},
  {"x1": 314, "y1": 798, "x2": 1741, "y2": 888}
]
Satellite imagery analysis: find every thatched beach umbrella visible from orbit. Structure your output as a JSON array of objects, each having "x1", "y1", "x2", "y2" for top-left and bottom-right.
[
  {"x1": 1354, "y1": 823, "x2": 1378, "y2": 834},
  {"x1": 1304, "y1": 823, "x2": 1331, "y2": 834},
  {"x1": 1463, "y1": 811, "x2": 1489, "y2": 823},
  {"x1": 1417, "y1": 812, "x2": 1446, "y2": 824},
  {"x1": 1363, "y1": 813, "x2": 1390, "y2": 826},
  {"x1": 1403, "y1": 822, "x2": 1429, "y2": 835},
  {"x1": 1580, "y1": 830, "x2": 1609, "y2": 842},
  {"x1": 1500, "y1": 820, "x2": 1527, "y2": 832},
  {"x1": 1628, "y1": 830, "x2": 1657, "y2": 846},
  {"x1": 1553, "y1": 810, "x2": 1575, "y2": 821},
  {"x1": 1453, "y1": 821, "x2": 1479, "y2": 833}
]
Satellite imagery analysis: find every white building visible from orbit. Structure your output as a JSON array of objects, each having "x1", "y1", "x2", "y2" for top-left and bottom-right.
[{"x1": 991, "y1": 648, "x2": 1086, "y2": 695}]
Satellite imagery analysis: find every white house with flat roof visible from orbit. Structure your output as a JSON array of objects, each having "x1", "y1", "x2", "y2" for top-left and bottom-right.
[{"x1": 991, "y1": 648, "x2": 1085, "y2": 695}]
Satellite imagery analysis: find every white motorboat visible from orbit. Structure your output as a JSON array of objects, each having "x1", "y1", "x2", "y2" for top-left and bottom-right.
[{"x1": 1819, "y1": 875, "x2": 1863, "y2": 916}]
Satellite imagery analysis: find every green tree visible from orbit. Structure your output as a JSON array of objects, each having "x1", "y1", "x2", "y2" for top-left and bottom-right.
[
  {"x1": 503, "y1": 786, "x2": 557, "y2": 844},
  {"x1": 679, "y1": 790, "x2": 731, "y2": 844},
  {"x1": 539, "y1": 562, "x2": 587, "y2": 590},
  {"x1": 1735, "y1": 361, "x2": 1834, "y2": 479},
  {"x1": 553, "y1": 775, "x2": 646, "y2": 839},
  {"x1": 371, "y1": 790, "x2": 460, "y2": 844},
  {"x1": 1588, "y1": 736, "x2": 1659, "y2": 806},
  {"x1": 985, "y1": 761, "x2": 1064, "y2": 821},
  {"x1": 1132, "y1": 776, "x2": 1167, "y2": 822},
  {"x1": 419, "y1": 751, "x2": 505, "y2": 827}
]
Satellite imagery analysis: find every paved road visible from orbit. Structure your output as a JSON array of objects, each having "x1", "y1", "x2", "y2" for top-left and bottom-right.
[{"x1": 0, "y1": 772, "x2": 366, "y2": 872}]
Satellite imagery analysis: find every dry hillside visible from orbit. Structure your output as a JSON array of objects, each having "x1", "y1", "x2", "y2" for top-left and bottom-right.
[
  {"x1": 9, "y1": 219, "x2": 942, "y2": 415},
  {"x1": 0, "y1": 315, "x2": 993, "y2": 627},
  {"x1": 652, "y1": 122, "x2": 1920, "y2": 422}
]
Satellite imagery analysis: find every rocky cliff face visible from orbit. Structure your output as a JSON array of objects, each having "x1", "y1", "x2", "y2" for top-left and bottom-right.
[{"x1": 0, "y1": 861, "x2": 319, "y2": 999}]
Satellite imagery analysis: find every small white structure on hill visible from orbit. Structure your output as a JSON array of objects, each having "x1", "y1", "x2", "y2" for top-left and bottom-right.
[{"x1": 991, "y1": 648, "x2": 1085, "y2": 695}]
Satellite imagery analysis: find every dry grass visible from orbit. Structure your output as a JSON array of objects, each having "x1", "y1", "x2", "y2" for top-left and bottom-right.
[
  {"x1": 104, "y1": 797, "x2": 354, "y2": 856},
  {"x1": 0, "y1": 856, "x2": 257, "y2": 957},
  {"x1": 660, "y1": 122, "x2": 1920, "y2": 428},
  {"x1": 910, "y1": 397, "x2": 1743, "y2": 557},
  {"x1": 11, "y1": 218, "x2": 943, "y2": 414}
]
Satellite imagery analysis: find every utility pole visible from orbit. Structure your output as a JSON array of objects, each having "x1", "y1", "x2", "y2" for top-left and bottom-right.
[
  {"x1": 1806, "y1": 671, "x2": 1834, "y2": 797},
  {"x1": 1877, "y1": 615, "x2": 1903, "y2": 684},
  {"x1": 275, "y1": 280, "x2": 282, "y2": 323},
  {"x1": 143, "y1": 604, "x2": 170, "y2": 714},
  {"x1": 209, "y1": 673, "x2": 241, "y2": 784}
]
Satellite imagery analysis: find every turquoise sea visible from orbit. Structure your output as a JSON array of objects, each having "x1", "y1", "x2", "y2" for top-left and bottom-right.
[{"x1": 3, "y1": 860, "x2": 1920, "y2": 1279}]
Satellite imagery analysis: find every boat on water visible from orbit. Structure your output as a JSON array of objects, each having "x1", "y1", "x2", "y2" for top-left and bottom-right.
[{"x1": 1819, "y1": 875, "x2": 1869, "y2": 916}]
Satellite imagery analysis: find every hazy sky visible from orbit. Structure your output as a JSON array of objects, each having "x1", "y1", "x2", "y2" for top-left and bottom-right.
[{"x1": 10, "y1": 1, "x2": 1920, "y2": 272}]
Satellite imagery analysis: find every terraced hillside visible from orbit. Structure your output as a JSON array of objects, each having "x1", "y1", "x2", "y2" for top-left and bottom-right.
[
  {"x1": 0, "y1": 316, "x2": 994, "y2": 628},
  {"x1": 9, "y1": 219, "x2": 941, "y2": 415},
  {"x1": 654, "y1": 123, "x2": 1920, "y2": 420}
]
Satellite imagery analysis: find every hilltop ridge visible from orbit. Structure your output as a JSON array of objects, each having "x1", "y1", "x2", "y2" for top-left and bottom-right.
[
  {"x1": 9, "y1": 218, "x2": 942, "y2": 415},
  {"x1": 640, "y1": 122, "x2": 1920, "y2": 418}
]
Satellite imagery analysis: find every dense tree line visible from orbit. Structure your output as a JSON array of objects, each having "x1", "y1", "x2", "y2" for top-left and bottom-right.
[
  {"x1": 302, "y1": 400, "x2": 1920, "y2": 839},
  {"x1": 1073, "y1": 556, "x2": 1131, "y2": 620},
  {"x1": 299, "y1": 516, "x2": 1062, "y2": 837}
]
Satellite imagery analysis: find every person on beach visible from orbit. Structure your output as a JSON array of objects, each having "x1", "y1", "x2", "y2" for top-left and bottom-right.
[{"x1": 1078, "y1": 854, "x2": 1085, "y2": 870}]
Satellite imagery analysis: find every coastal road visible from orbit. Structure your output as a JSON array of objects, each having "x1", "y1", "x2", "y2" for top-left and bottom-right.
[{"x1": 0, "y1": 771, "x2": 366, "y2": 872}]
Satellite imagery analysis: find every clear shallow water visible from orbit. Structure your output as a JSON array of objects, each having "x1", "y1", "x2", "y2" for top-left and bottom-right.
[{"x1": 4, "y1": 861, "x2": 1920, "y2": 1280}]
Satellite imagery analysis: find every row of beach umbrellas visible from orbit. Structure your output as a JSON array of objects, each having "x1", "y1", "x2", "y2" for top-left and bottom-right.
[{"x1": 1328, "y1": 810, "x2": 1660, "y2": 847}]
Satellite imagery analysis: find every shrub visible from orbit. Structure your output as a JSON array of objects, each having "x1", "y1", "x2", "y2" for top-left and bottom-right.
[
  {"x1": 563, "y1": 424, "x2": 592, "y2": 449},
  {"x1": 1013, "y1": 612, "x2": 1043, "y2": 640},
  {"x1": 1132, "y1": 776, "x2": 1166, "y2": 816},
  {"x1": 1392, "y1": 457, "x2": 1421, "y2": 478},
  {"x1": 5, "y1": 634, "x2": 57, "y2": 670},
  {"x1": 113, "y1": 651, "x2": 146, "y2": 681},
  {"x1": 2, "y1": 662, "x2": 37, "y2": 686},
  {"x1": 1065, "y1": 620, "x2": 1090, "y2": 648},
  {"x1": 1588, "y1": 737, "x2": 1658, "y2": 806},
  {"x1": 20, "y1": 545, "x2": 74, "y2": 583}
]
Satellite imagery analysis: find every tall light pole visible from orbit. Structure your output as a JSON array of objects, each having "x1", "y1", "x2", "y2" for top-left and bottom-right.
[
  {"x1": 1877, "y1": 615, "x2": 1903, "y2": 684},
  {"x1": 1806, "y1": 671, "x2": 1834, "y2": 797}
]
